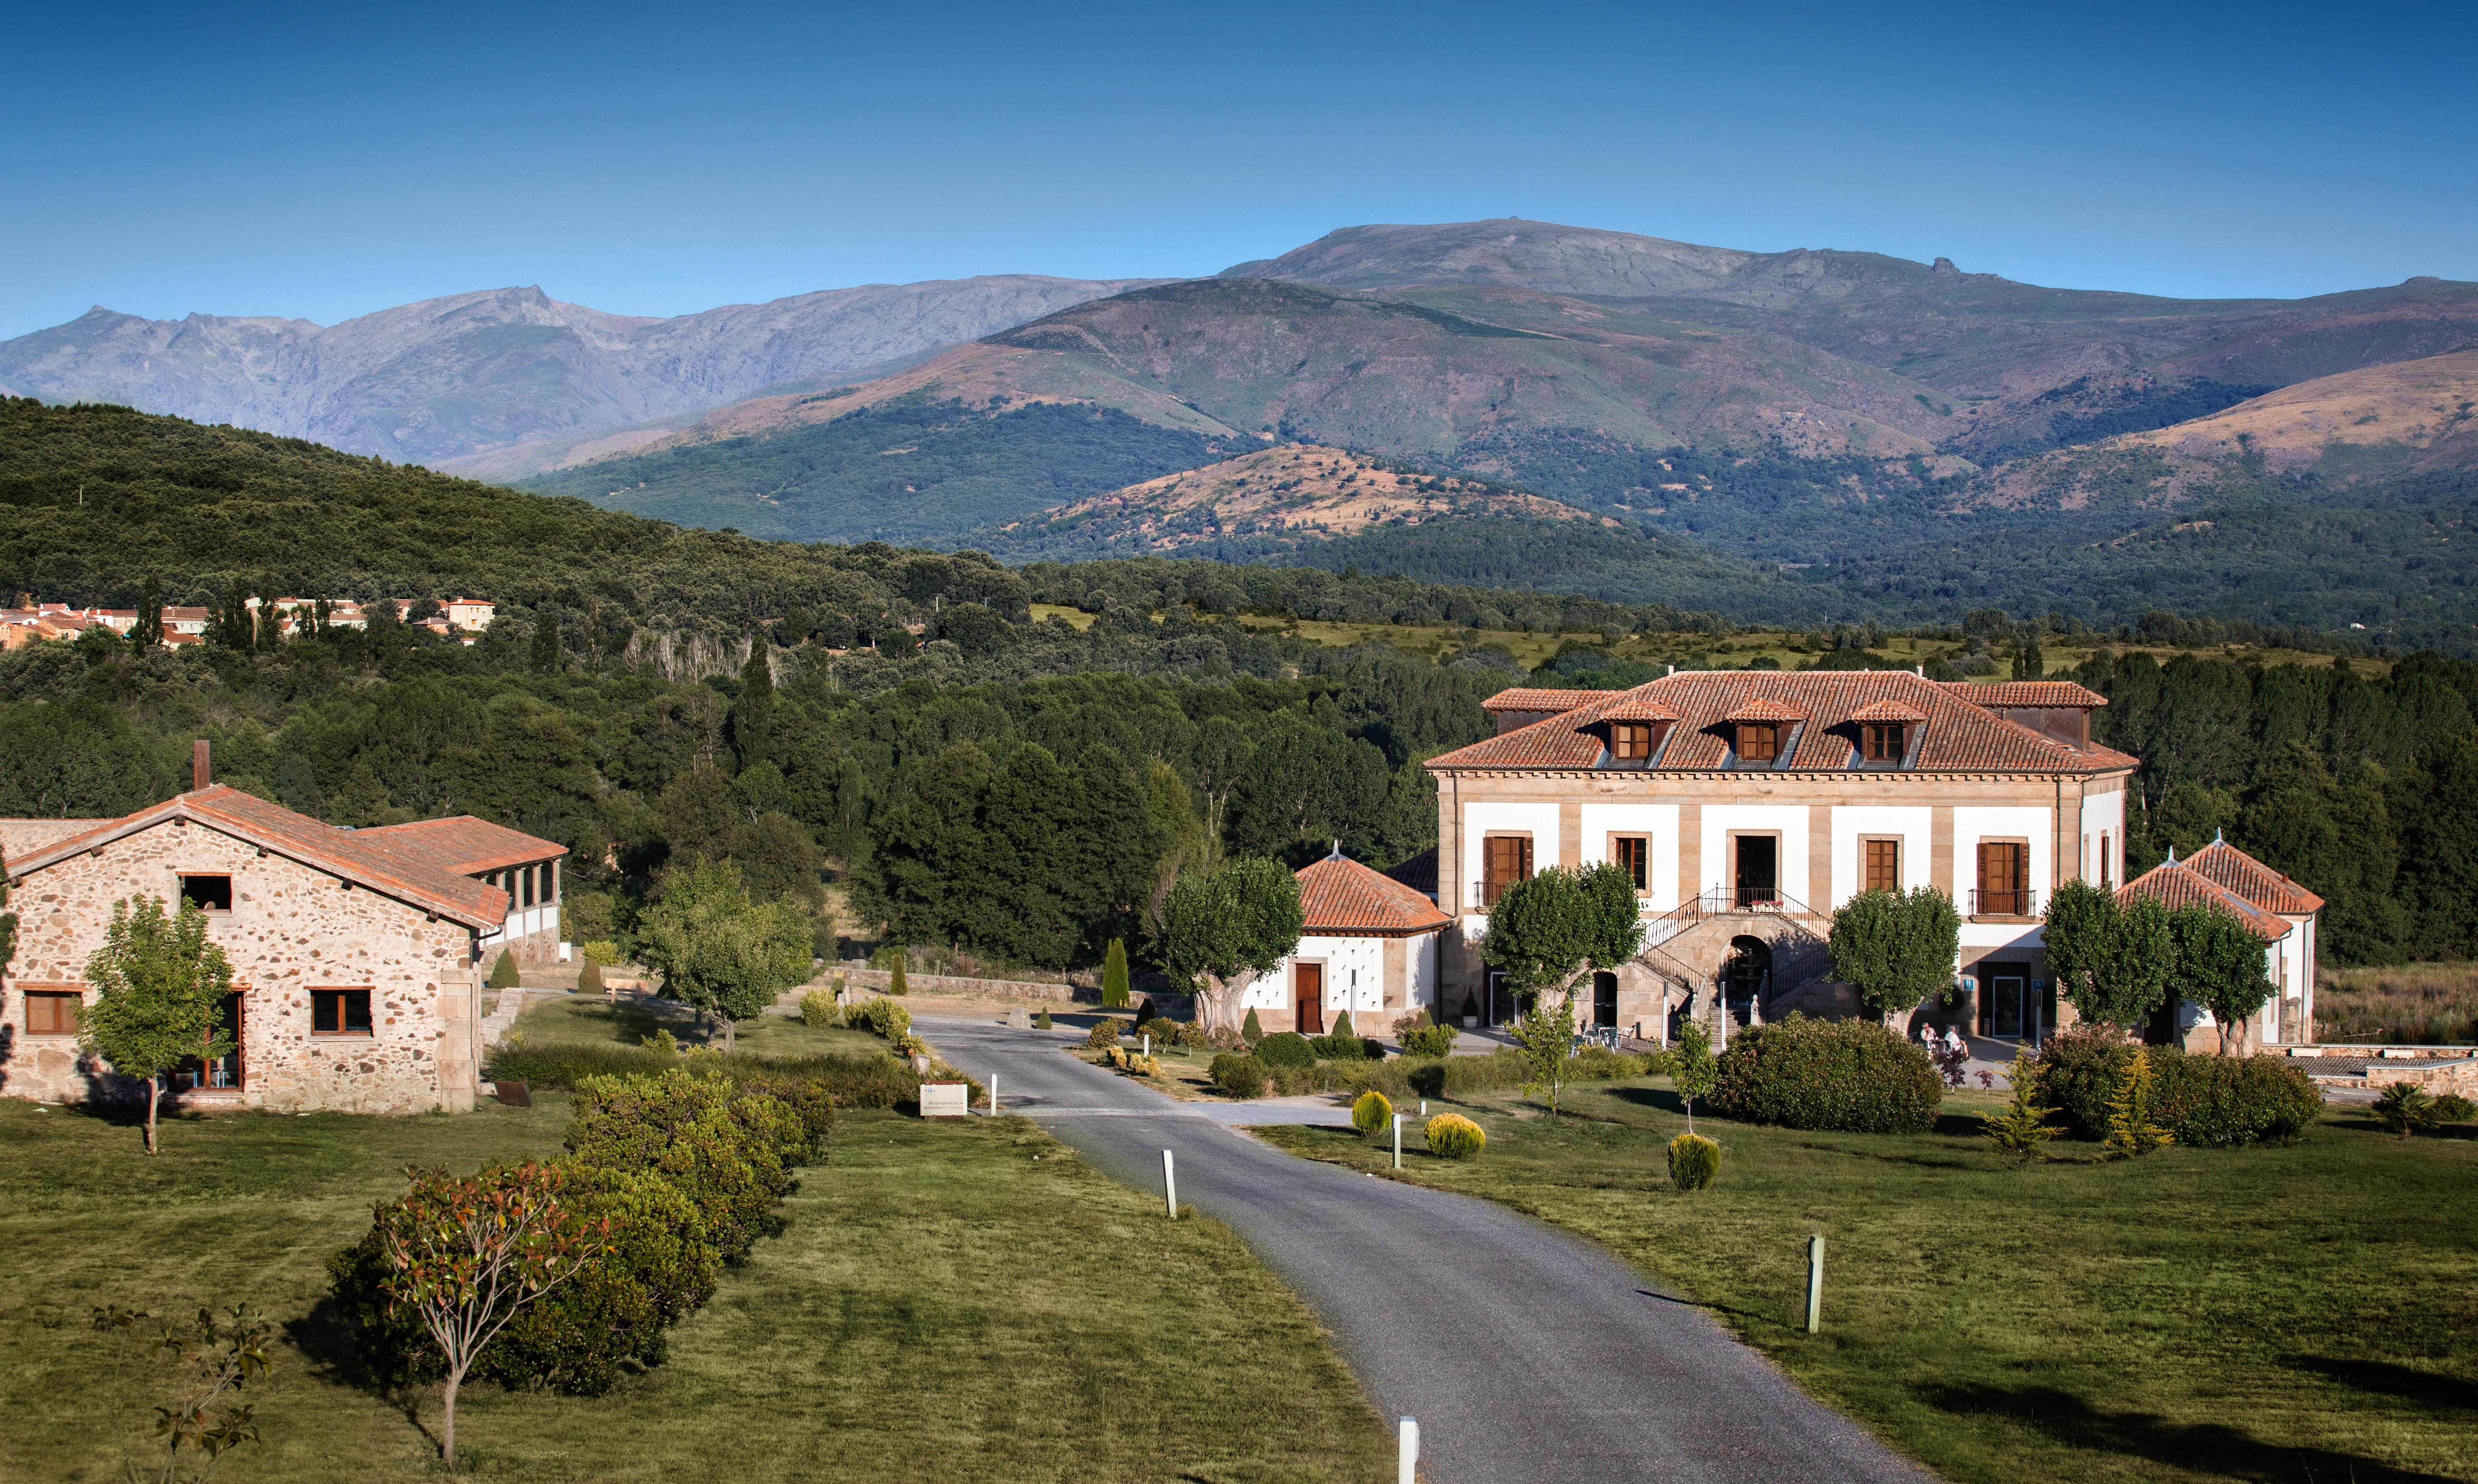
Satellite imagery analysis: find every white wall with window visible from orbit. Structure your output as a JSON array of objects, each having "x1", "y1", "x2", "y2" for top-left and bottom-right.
[
  {"x1": 1578, "y1": 802, "x2": 1680, "y2": 911},
  {"x1": 1695, "y1": 804, "x2": 1810, "y2": 903},
  {"x1": 1827, "y1": 806, "x2": 1932, "y2": 907},
  {"x1": 1458, "y1": 802, "x2": 1560, "y2": 916}
]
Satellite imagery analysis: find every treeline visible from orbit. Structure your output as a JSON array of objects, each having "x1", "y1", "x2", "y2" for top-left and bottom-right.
[
  {"x1": 0, "y1": 600, "x2": 1495, "y2": 974},
  {"x1": 2074, "y1": 649, "x2": 2478, "y2": 965}
]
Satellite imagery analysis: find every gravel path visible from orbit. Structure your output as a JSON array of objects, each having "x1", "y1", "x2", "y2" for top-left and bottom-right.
[{"x1": 916, "y1": 1015, "x2": 1930, "y2": 1484}]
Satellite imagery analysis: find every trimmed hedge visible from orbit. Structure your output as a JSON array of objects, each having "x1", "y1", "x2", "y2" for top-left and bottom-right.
[
  {"x1": 2032, "y1": 1026, "x2": 2140, "y2": 1138},
  {"x1": 487, "y1": 1041, "x2": 923, "y2": 1110},
  {"x1": 1210, "y1": 1053, "x2": 1269, "y2": 1099},
  {"x1": 328, "y1": 1067, "x2": 825, "y2": 1397},
  {"x1": 1708, "y1": 1015, "x2": 1941, "y2": 1133},
  {"x1": 2148, "y1": 1050, "x2": 2325, "y2": 1147},
  {"x1": 1309, "y1": 1032, "x2": 1384, "y2": 1061},
  {"x1": 1253, "y1": 1032, "x2": 1315, "y2": 1069}
]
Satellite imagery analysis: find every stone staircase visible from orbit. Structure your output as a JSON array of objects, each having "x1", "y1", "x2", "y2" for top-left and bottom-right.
[{"x1": 1633, "y1": 888, "x2": 1851, "y2": 1031}]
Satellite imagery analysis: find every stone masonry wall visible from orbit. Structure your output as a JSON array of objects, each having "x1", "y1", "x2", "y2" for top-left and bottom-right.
[{"x1": 1, "y1": 818, "x2": 480, "y2": 1114}]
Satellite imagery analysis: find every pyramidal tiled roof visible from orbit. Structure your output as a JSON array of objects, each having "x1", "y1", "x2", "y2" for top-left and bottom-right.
[
  {"x1": 2116, "y1": 853, "x2": 2292, "y2": 941},
  {"x1": 1429, "y1": 671, "x2": 2137, "y2": 774},
  {"x1": 3, "y1": 786, "x2": 556, "y2": 932},
  {"x1": 1297, "y1": 850, "x2": 1453, "y2": 937},
  {"x1": 2185, "y1": 836, "x2": 2325, "y2": 915}
]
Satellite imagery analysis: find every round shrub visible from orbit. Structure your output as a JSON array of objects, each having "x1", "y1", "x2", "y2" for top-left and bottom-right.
[
  {"x1": 857, "y1": 997, "x2": 912, "y2": 1041},
  {"x1": 1084, "y1": 1018, "x2": 1122, "y2": 1050},
  {"x1": 1210, "y1": 1053, "x2": 1270, "y2": 1099},
  {"x1": 1399, "y1": 1021, "x2": 1458, "y2": 1058},
  {"x1": 1708, "y1": 1015, "x2": 1940, "y2": 1133},
  {"x1": 1352, "y1": 1089, "x2": 1393, "y2": 1135},
  {"x1": 1174, "y1": 1020, "x2": 1207, "y2": 1049},
  {"x1": 1253, "y1": 1031, "x2": 1315, "y2": 1069},
  {"x1": 578, "y1": 960, "x2": 605, "y2": 994},
  {"x1": 1425, "y1": 1112, "x2": 1486, "y2": 1159},
  {"x1": 1137, "y1": 1016, "x2": 1182, "y2": 1046},
  {"x1": 2032, "y1": 1024, "x2": 2140, "y2": 1138},
  {"x1": 1667, "y1": 1132, "x2": 1720, "y2": 1191},
  {"x1": 798, "y1": 989, "x2": 836, "y2": 1028},
  {"x1": 2148, "y1": 1051, "x2": 2325, "y2": 1146}
]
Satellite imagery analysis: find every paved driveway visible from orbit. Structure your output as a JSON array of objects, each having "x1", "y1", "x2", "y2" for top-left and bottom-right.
[{"x1": 917, "y1": 1016, "x2": 1929, "y2": 1484}]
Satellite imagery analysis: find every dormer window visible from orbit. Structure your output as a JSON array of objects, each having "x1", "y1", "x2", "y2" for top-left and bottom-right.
[
  {"x1": 1863, "y1": 723, "x2": 1906, "y2": 762},
  {"x1": 1736, "y1": 724, "x2": 1779, "y2": 762},
  {"x1": 1611, "y1": 723, "x2": 1655, "y2": 761}
]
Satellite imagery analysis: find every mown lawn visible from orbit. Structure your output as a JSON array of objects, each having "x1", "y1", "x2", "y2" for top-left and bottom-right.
[
  {"x1": 1259, "y1": 1081, "x2": 2478, "y2": 1484},
  {"x1": 504, "y1": 991, "x2": 893, "y2": 1060},
  {"x1": 0, "y1": 1096, "x2": 1391, "y2": 1483}
]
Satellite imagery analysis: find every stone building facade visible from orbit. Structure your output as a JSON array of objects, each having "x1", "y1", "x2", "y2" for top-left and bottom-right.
[
  {"x1": 2, "y1": 777, "x2": 562, "y2": 1114},
  {"x1": 1424, "y1": 673, "x2": 2143, "y2": 1046}
]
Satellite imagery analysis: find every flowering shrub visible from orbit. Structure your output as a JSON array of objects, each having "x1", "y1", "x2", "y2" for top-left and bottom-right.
[{"x1": 1708, "y1": 1014, "x2": 1941, "y2": 1133}]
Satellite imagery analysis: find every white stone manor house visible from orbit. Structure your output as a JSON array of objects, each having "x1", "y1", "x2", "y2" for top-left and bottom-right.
[
  {"x1": 1417, "y1": 671, "x2": 2321, "y2": 1051},
  {"x1": 0, "y1": 744, "x2": 564, "y2": 1114}
]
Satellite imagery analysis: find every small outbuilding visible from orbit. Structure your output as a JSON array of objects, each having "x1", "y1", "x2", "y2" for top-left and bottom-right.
[
  {"x1": 2114, "y1": 833, "x2": 2322, "y2": 1051},
  {"x1": 1233, "y1": 847, "x2": 1452, "y2": 1035}
]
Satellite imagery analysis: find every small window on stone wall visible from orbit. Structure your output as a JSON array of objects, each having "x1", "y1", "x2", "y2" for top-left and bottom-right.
[
  {"x1": 24, "y1": 989, "x2": 81, "y2": 1034},
  {"x1": 180, "y1": 874, "x2": 233, "y2": 912},
  {"x1": 313, "y1": 988, "x2": 373, "y2": 1036}
]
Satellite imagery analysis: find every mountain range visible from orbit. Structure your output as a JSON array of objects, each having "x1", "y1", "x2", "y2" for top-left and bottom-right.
[{"x1": 8, "y1": 217, "x2": 2476, "y2": 643}]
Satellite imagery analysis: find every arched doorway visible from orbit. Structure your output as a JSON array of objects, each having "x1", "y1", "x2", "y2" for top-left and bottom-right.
[
  {"x1": 1720, "y1": 937, "x2": 1772, "y2": 1027},
  {"x1": 1591, "y1": 971, "x2": 1618, "y2": 1030}
]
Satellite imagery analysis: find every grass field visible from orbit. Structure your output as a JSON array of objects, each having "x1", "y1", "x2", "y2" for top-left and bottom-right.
[
  {"x1": 2319, "y1": 963, "x2": 2478, "y2": 1045},
  {"x1": 506, "y1": 991, "x2": 893, "y2": 1060},
  {"x1": 0, "y1": 1095, "x2": 1393, "y2": 1484},
  {"x1": 1259, "y1": 1079, "x2": 2478, "y2": 1484}
]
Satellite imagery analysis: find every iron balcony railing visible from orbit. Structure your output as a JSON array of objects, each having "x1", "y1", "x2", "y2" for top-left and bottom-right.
[{"x1": 1971, "y1": 888, "x2": 2038, "y2": 918}]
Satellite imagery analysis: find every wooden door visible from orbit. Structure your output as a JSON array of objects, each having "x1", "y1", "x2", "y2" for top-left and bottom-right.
[
  {"x1": 1484, "y1": 835, "x2": 1532, "y2": 906},
  {"x1": 1294, "y1": 963, "x2": 1324, "y2": 1035}
]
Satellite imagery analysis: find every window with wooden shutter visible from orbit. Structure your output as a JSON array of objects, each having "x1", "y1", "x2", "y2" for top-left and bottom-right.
[
  {"x1": 22, "y1": 988, "x2": 82, "y2": 1035},
  {"x1": 1483, "y1": 835, "x2": 1533, "y2": 907},
  {"x1": 1864, "y1": 839, "x2": 1901, "y2": 893},
  {"x1": 1976, "y1": 841, "x2": 2027, "y2": 916},
  {"x1": 1736, "y1": 724, "x2": 1778, "y2": 763},
  {"x1": 1612, "y1": 836, "x2": 1649, "y2": 892},
  {"x1": 1610, "y1": 723, "x2": 1653, "y2": 761},
  {"x1": 1863, "y1": 724, "x2": 1906, "y2": 762}
]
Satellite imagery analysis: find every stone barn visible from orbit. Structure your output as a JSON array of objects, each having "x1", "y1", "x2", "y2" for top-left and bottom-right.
[{"x1": 2, "y1": 755, "x2": 564, "y2": 1114}]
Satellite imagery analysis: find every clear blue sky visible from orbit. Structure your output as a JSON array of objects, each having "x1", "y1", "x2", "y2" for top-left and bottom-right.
[{"x1": 3, "y1": 0, "x2": 2472, "y2": 340}]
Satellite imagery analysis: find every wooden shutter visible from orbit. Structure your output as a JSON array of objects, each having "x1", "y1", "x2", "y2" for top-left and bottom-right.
[{"x1": 1865, "y1": 839, "x2": 1899, "y2": 893}]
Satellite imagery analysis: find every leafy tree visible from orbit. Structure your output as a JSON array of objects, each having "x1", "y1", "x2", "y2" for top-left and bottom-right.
[
  {"x1": 1510, "y1": 990, "x2": 1580, "y2": 1117},
  {"x1": 2166, "y1": 904, "x2": 2274, "y2": 1056},
  {"x1": 729, "y1": 640, "x2": 774, "y2": 769},
  {"x1": 79, "y1": 896, "x2": 236, "y2": 1155},
  {"x1": 636, "y1": 860, "x2": 811, "y2": 1051},
  {"x1": 134, "y1": 574, "x2": 164, "y2": 647},
  {"x1": 1671, "y1": 1019, "x2": 1717, "y2": 1136},
  {"x1": 1102, "y1": 938, "x2": 1130, "y2": 1008},
  {"x1": 1827, "y1": 886, "x2": 1961, "y2": 1024},
  {"x1": 377, "y1": 1162, "x2": 604, "y2": 1465},
  {"x1": 1479, "y1": 864, "x2": 1644, "y2": 1010},
  {"x1": 1157, "y1": 858, "x2": 1303, "y2": 1033},
  {"x1": 530, "y1": 610, "x2": 563, "y2": 675},
  {"x1": 2042, "y1": 880, "x2": 2171, "y2": 1031}
]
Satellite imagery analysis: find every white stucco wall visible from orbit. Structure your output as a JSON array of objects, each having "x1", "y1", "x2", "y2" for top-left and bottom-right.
[
  {"x1": 1696, "y1": 804, "x2": 1812, "y2": 904},
  {"x1": 1952, "y1": 805, "x2": 2053, "y2": 912},
  {"x1": 1459, "y1": 801, "x2": 1561, "y2": 918},
  {"x1": 1826, "y1": 805, "x2": 1933, "y2": 908},
  {"x1": 1236, "y1": 934, "x2": 1386, "y2": 1019},
  {"x1": 2078, "y1": 788, "x2": 2127, "y2": 886},
  {"x1": 1578, "y1": 802, "x2": 1681, "y2": 912}
]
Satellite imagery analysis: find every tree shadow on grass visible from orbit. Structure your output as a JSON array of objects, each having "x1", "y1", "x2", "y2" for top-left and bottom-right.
[
  {"x1": 1920, "y1": 1381, "x2": 2464, "y2": 1483},
  {"x1": 283, "y1": 1294, "x2": 440, "y2": 1453},
  {"x1": 2282, "y1": 1355, "x2": 2478, "y2": 1415}
]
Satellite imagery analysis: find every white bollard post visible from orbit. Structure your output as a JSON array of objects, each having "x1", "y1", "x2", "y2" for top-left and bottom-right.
[
  {"x1": 1143, "y1": 1032, "x2": 1151, "y2": 1059},
  {"x1": 989, "y1": 1073, "x2": 999, "y2": 1114},
  {"x1": 1806, "y1": 1234, "x2": 1825, "y2": 1334},
  {"x1": 1392, "y1": 1114, "x2": 1402, "y2": 1169},
  {"x1": 1419, "y1": 1100, "x2": 1427, "y2": 1117},
  {"x1": 1163, "y1": 1148, "x2": 1177, "y2": 1219},
  {"x1": 1397, "y1": 1416, "x2": 1418, "y2": 1484}
]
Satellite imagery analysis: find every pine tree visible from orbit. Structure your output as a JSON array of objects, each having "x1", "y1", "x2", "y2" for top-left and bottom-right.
[
  {"x1": 530, "y1": 610, "x2": 563, "y2": 675},
  {"x1": 730, "y1": 639, "x2": 773, "y2": 769},
  {"x1": 1102, "y1": 937, "x2": 1130, "y2": 1008},
  {"x1": 135, "y1": 575, "x2": 163, "y2": 647},
  {"x1": 1980, "y1": 1053, "x2": 2062, "y2": 1163},
  {"x1": 2103, "y1": 1048, "x2": 2173, "y2": 1157}
]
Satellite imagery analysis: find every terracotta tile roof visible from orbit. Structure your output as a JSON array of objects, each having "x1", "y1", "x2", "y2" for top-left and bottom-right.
[
  {"x1": 1602, "y1": 698, "x2": 1683, "y2": 722},
  {"x1": 1850, "y1": 698, "x2": 1930, "y2": 723},
  {"x1": 1481, "y1": 688, "x2": 1618, "y2": 714},
  {"x1": 1434, "y1": 671, "x2": 2139, "y2": 775},
  {"x1": 1, "y1": 786, "x2": 556, "y2": 932},
  {"x1": 2116, "y1": 856, "x2": 2292, "y2": 941},
  {"x1": 358, "y1": 816, "x2": 568, "y2": 876},
  {"x1": 1725, "y1": 696, "x2": 1808, "y2": 724},
  {"x1": 1297, "y1": 850, "x2": 1453, "y2": 937},
  {"x1": 1381, "y1": 845, "x2": 1439, "y2": 898},
  {"x1": 1939, "y1": 681, "x2": 2108, "y2": 708},
  {"x1": 2185, "y1": 837, "x2": 2324, "y2": 915}
]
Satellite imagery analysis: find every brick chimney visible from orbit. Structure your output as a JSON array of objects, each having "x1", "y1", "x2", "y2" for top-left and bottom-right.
[{"x1": 192, "y1": 739, "x2": 211, "y2": 792}]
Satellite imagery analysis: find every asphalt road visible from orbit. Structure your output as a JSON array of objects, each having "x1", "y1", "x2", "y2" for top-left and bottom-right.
[{"x1": 916, "y1": 1015, "x2": 1930, "y2": 1484}]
